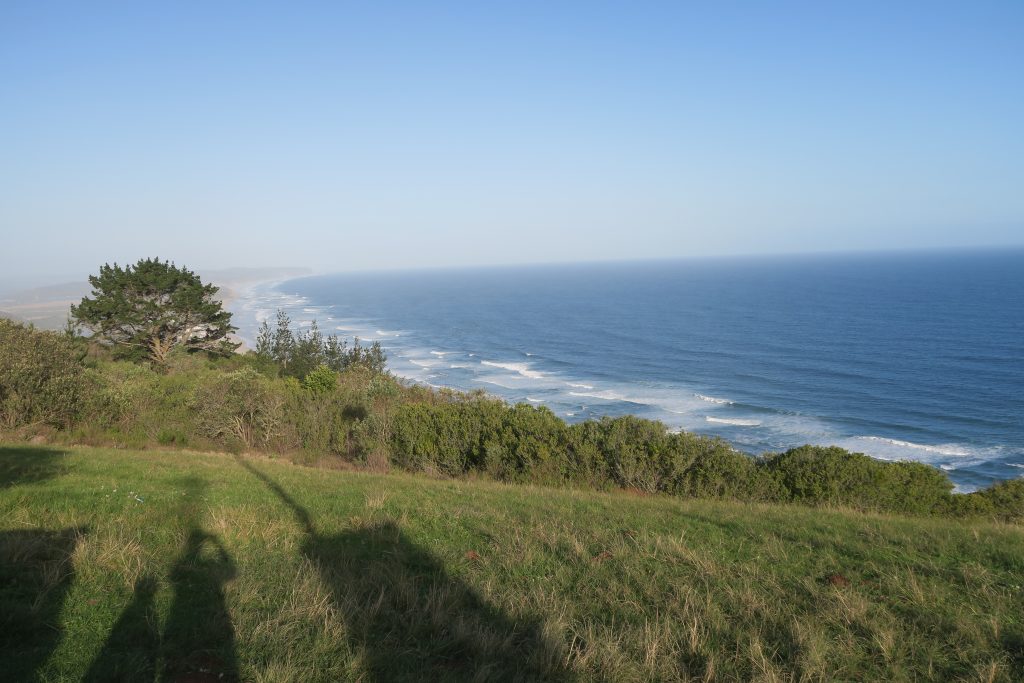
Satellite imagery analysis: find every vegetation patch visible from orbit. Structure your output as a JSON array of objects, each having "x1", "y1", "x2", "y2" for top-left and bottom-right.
[
  {"x1": 1, "y1": 444, "x2": 1022, "y2": 681},
  {"x1": 1, "y1": 312, "x2": 1021, "y2": 522}
]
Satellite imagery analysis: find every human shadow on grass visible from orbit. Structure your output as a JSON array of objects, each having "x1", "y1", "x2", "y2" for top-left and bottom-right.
[
  {"x1": 0, "y1": 445, "x2": 68, "y2": 489},
  {"x1": 0, "y1": 527, "x2": 85, "y2": 682},
  {"x1": 238, "y1": 458, "x2": 574, "y2": 683},
  {"x1": 81, "y1": 574, "x2": 160, "y2": 682},
  {"x1": 84, "y1": 477, "x2": 239, "y2": 683}
]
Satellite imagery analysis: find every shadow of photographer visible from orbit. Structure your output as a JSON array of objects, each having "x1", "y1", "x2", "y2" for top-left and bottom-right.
[
  {"x1": 237, "y1": 457, "x2": 574, "y2": 682},
  {"x1": 0, "y1": 445, "x2": 69, "y2": 489},
  {"x1": 0, "y1": 526, "x2": 85, "y2": 682},
  {"x1": 83, "y1": 477, "x2": 238, "y2": 682}
]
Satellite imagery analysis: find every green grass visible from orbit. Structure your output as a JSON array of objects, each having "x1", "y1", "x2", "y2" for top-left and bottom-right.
[{"x1": 2, "y1": 444, "x2": 1022, "y2": 682}]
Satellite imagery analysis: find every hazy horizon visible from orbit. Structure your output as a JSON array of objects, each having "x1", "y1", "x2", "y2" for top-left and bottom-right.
[
  {"x1": 7, "y1": 244, "x2": 1024, "y2": 298},
  {"x1": 3, "y1": 2, "x2": 1022, "y2": 281}
]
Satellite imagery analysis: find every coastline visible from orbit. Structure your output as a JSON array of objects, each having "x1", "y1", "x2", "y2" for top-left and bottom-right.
[
  {"x1": 241, "y1": 265, "x2": 1023, "y2": 493},
  {"x1": 211, "y1": 267, "x2": 314, "y2": 352}
]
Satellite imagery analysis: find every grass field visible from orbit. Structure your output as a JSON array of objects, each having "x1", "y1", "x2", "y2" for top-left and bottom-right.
[{"x1": 2, "y1": 443, "x2": 1022, "y2": 682}]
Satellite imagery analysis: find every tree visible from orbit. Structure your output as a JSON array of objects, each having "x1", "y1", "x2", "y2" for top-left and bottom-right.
[
  {"x1": 255, "y1": 308, "x2": 388, "y2": 378},
  {"x1": 254, "y1": 319, "x2": 273, "y2": 359},
  {"x1": 71, "y1": 258, "x2": 238, "y2": 365}
]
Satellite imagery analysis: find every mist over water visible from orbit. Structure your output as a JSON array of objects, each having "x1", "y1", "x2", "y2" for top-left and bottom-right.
[{"x1": 233, "y1": 250, "x2": 1024, "y2": 492}]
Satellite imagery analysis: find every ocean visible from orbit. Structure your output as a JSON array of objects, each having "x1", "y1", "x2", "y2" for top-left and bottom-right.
[{"x1": 232, "y1": 249, "x2": 1024, "y2": 492}]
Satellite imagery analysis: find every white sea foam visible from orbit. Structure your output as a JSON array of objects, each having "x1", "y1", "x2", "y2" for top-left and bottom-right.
[
  {"x1": 706, "y1": 416, "x2": 762, "y2": 427},
  {"x1": 231, "y1": 279, "x2": 1015, "y2": 491},
  {"x1": 830, "y1": 436, "x2": 1009, "y2": 471},
  {"x1": 480, "y1": 360, "x2": 546, "y2": 379},
  {"x1": 855, "y1": 436, "x2": 972, "y2": 457},
  {"x1": 479, "y1": 377, "x2": 517, "y2": 389},
  {"x1": 695, "y1": 393, "x2": 733, "y2": 405},
  {"x1": 569, "y1": 389, "x2": 626, "y2": 401}
]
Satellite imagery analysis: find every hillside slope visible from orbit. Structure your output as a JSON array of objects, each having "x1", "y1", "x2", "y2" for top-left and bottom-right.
[{"x1": 2, "y1": 444, "x2": 1022, "y2": 682}]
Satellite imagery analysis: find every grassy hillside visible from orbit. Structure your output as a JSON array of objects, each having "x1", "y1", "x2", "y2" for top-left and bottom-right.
[{"x1": 2, "y1": 444, "x2": 1023, "y2": 682}]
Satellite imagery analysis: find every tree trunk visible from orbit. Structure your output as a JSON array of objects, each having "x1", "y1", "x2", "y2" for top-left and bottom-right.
[{"x1": 149, "y1": 335, "x2": 173, "y2": 367}]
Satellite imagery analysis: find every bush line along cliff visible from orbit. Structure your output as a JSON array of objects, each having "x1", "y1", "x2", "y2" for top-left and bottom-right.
[{"x1": 2, "y1": 313, "x2": 1020, "y2": 522}]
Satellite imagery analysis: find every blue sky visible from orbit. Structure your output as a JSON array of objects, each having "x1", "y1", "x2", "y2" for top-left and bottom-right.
[{"x1": 2, "y1": 1, "x2": 1022, "y2": 281}]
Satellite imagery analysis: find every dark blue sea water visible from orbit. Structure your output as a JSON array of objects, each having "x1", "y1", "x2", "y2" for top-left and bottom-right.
[{"x1": 234, "y1": 250, "x2": 1024, "y2": 491}]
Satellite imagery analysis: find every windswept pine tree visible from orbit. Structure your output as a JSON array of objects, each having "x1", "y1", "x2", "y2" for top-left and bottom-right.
[{"x1": 71, "y1": 258, "x2": 238, "y2": 365}]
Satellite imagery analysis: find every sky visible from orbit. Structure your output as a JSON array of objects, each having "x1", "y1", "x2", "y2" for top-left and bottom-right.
[{"x1": 1, "y1": 1, "x2": 1022, "y2": 284}]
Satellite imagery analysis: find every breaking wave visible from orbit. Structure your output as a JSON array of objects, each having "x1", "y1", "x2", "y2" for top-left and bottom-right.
[
  {"x1": 706, "y1": 416, "x2": 761, "y2": 427},
  {"x1": 480, "y1": 360, "x2": 547, "y2": 380}
]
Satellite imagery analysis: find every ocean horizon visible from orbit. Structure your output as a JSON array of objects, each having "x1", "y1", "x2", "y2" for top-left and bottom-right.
[{"x1": 231, "y1": 248, "x2": 1024, "y2": 492}]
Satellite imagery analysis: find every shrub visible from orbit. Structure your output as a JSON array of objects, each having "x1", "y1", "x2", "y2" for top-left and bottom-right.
[
  {"x1": 951, "y1": 479, "x2": 1024, "y2": 523},
  {"x1": 193, "y1": 368, "x2": 284, "y2": 450},
  {"x1": 302, "y1": 365, "x2": 338, "y2": 394},
  {"x1": 677, "y1": 438, "x2": 764, "y2": 499},
  {"x1": 388, "y1": 402, "x2": 490, "y2": 475},
  {"x1": 156, "y1": 427, "x2": 188, "y2": 446},
  {"x1": 561, "y1": 421, "x2": 607, "y2": 486},
  {"x1": 0, "y1": 320, "x2": 86, "y2": 429},
  {"x1": 762, "y1": 445, "x2": 953, "y2": 514},
  {"x1": 586, "y1": 416, "x2": 671, "y2": 492},
  {"x1": 488, "y1": 404, "x2": 566, "y2": 482}
]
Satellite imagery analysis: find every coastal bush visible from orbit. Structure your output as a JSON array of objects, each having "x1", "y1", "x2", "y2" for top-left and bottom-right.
[
  {"x1": 560, "y1": 418, "x2": 765, "y2": 498},
  {"x1": 280, "y1": 377, "x2": 373, "y2": 458},
  {"x1": 1, "y1": 322, "x2": 1019, "y2": 524},
  {"x1": 677, "y1": 437, "x2": 765, "y2": 499},
  {"x1": 193, "y1": 367, "x2": 284, "y2": 450},
  {"x1": 948, "y1": 479, "x2": 1024, "y2": 523},
  {"x1": 80, "y1": 359, "x2": 209, "y2": 449},
  {"x1": 388, "y1": 403, "x2": 475, "y2": 474},
  {"x1": 583, "y1": 415, "x2": 670, "y2": 492},
  {"x1": 488, "y1": 403, "x2": 567, "y2": 482},
  {"x1": 0, "y1": 320, "x2": 86, "y2": 429},
  {"x1": 561, "y1": 421, "x2": 610, "y2": 487},
  {"x1": 302, "y1": 365, "x2": 338, "y2": 394},
  {"x1": 762, "y1": 445, "x2": 953, "y2": 514},
  {"x1": 385, "y1": 398, "x2": 507, "y2": 475},
  {"x1": 156, "y1": 427, "x2": 188, "y2": 446},
  {"x1": 382, "y1": 402, "x2": 761, "y2": 493}
]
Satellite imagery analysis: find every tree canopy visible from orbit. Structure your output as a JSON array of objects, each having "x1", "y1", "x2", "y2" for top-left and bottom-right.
[
  {"x1": 254, "y1": 310, "x2": 387, "y2": 377},
  {"x1": 71, "y1": 258, "x2": 238, "y2": 364}
]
